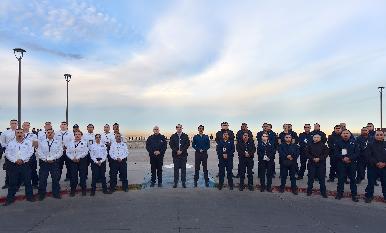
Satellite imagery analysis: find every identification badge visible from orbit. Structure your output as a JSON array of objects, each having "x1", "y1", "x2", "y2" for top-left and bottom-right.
[
  {"x1": 263, "y1": 155, "x2": 270, "y2": 161},
  {"x1": 223, "y1": 147, "x2": 227, "y2": 152},
  {"x1": 342, "y1": 149, "x2": 347, "y2": 156},
  {"x1": 16, "y1": 150, "x2": 22, "y2": 160}
]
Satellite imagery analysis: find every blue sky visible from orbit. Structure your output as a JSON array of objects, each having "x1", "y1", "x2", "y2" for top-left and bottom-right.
[{"x1": 0, "y1": 0, "x2": 385, "y2": 136}]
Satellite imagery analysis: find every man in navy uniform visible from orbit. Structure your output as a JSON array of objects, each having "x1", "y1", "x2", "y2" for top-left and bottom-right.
[
  {"x1": 356, "y1": 127, "x2": 372, "y2": 184},
  {"x1": 365, "y1": 130, "x2": 386, "y2": 203},
  {"x1": 215, "y1": 122, "x2": 235, "y2": 143},
  {"x1": 192, "y1": 125, "x2": 210, "y2": 187},
  {"x1": 146, "y1": 126, "x2": 167, "y2": 187},
  {"x1": 216, "y1": 132, "x2": 235, "y2": 190},
  {"x1": 169, "y1": 124, "x2": 190, "y2": 188},
  {"x1": 297, "y1": 124, "x2": 313, "y2": 180},
  {"x1": 3, "y1": 128, "x2": 35, "y2": 206},
  {"x1": 236, "y1": 132, "x2": 256, "y2": 191},
  {"x1": 306, "y1": 134, "x2": 329, "y2": 198},
  {"x1": 279, "y1": 134, "x2": 299, "y2": 195},
  {"x1": 257, "y1": 133, "x2": 276, "y2": 192},
  {"x1": 310, "y1": 123, "x2": 327, "y2": 144},
  {"x1": 334, "y1": 130, "x2": 359, "y2": 202},
  {"x1": 327, "y1": 125, "x2": 342, "y2": 182},
  {"x1": 236, "y1": 123, "x2": 253, "y2": 178},
  {"x1": 36, "y1": 128, "x2": 63, "y2": 200}
]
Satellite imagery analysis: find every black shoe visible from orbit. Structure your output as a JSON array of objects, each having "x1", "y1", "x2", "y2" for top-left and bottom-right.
[
  {"x1": 2, "y1": 200, "x2": 14, "y2": 206},
  {"x1": 182, "y1": 183, "x2": 186, "y2": 188},
  {"x1": 235, "y1": 174, "x2": 240, "y2": 178},
  {"x1": 296, "y1": 176, "x2": 303, "y2": 180},
  {"x1": 307, "y1": 191, "x2": 312, "y2": 196},
  {"x1": 229, "y1": 185, "x2": 233, "y2": 190},
  {"x1": 218, "y1": 184, "x2": 223, "y2": 190},
  {"x1": 158, "y1": 183, "x2": 163, "y2": 187},
  {"x1": 248, "y1": 186, "x2": 254, "y2": 191},
  {"x1": 321, "y1": 193, "x2": 328, "y2": 198},
  {"x1": 194, "y1": 181, "x2": 197, "y2": 188},
  {"x1": 53, "y1": 195, "x2": 61, "y2": 199},
  {"x1": 1, "y1": 185, "x2": 8, "y2": 189},
  {"x1": 150, "y1": 182, "x2": 155, "y2": 187},
  {"x1": 173, "y1": 184, "x2": 177, "y2": 188},
  {"x1": 39, "y1": 194, "x2": 45, "y2": 201},
  {"x1": 239, "y1": 186, "x2": 244, "y2": 191},
  {"x1": 103, "y1": 189, "x2": 112, "y2": 194},
  {"x1": 70, "y1": 191, "x2": 76, "y2": 197},
  {"x1": 64, "y1": 178, "x2": 70, "y2": 182},
  {"x1": 109, "y1": 188, "x2": 115, "y2": 193},
  {"x1": 335, "y1": 194, "x2": 342, "y2": 200},
  {"x1": 205, "y1": 182, "x2": 209, "y2": 187},
  {"x1": 266, "y1": 186, "x2": 273, "y2": 192},
  {"x1": 260, "y1": 187, "x2": 265, "y2": 192},
  {"x1": 352, "y1": 196, "x2": 359, "y2": 202},
  {"x1": 344, "y1": 180, "x2": 349, "y2": 184},
  {"x1": 26, "y1": 197, "x2": 35, "y2": 202},
  {"x1": 365, "y1": 197, "x2": 373, "y2": 203},
  {"x1": 327, "y1": 178, "x2": 334, "y2": 183},
  {"x1": 279, "y1": 187, "x2": 285, "y2": 193},
  {"x1": 292, "y1": 188, "x2": 298, "y2": 195},
  {"x1": 82, "y1": 190, "x2": 87, "y2": 196},
  {"x1": 123, "y1": 188, "x2": 129, "y2": 192},
  {"x1": 90, "y1": 191, "x2": 95, "y2": 196}
]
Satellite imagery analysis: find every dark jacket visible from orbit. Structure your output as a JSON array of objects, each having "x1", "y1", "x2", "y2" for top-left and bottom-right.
[
  {"x1": 216, "y1": 140, "x2": 235, "y2": 160},
  {"x1": 215, "y1": 129, "x2": 235, "y2": 144},
  {"x1": 327, "y1": 132, "x2": 341, "y2": 156},
  {"x1": 146, "y1": 134, "x2": 167, "y2": 157},
  {"x1": 192, "y1": 134, "x2": 210, "y2": 152},
  {"x1": 279, "y1": 143, "x2": 299, "y2": 166},
  {"x1": 236, "y1": 140, "x2": 256, "y2": 158},
  {"x1": 334, "y1": 138, "x2": 359, "y2": 161},
  {"x1": 310, "y1": 130, "x2": 327, "y2": 144},
  {"x1": 298, "y1": 132, "x2": 313, "y2": 154},
  {"x1": 169, "y1": 133, "x2": 190, "y2": 158},
  {"x1": 236, "y1": 129, "x2": 253, "y2": 143},
  {"x1": 306, "y1": 141, "x2": 329, "y2": 163},
  {"x1": 356, "y1": 135, "x2": 373, "y2": 159},
  {"x1": 365, "y1": 140, "x2": 386, "y2": 167},
  {"x1": 257, "y1": 141, "x2": 276, "y2": 162}
]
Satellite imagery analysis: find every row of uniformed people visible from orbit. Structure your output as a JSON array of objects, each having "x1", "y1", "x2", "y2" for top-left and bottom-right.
[{"x1": 0, "y1": 120, "x2": 129, "y2": 206}]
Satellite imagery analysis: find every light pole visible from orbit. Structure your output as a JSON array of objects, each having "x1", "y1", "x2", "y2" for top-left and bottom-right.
[
  {"x1": 379, "y1": 86, "x2": 384, "y2": 129},
  {"x1": 13, "y1": 48, "x2": 26, "y2": 129},
  {"x1": 64, "y1": 74, "x2": 72, "y2": 125}
]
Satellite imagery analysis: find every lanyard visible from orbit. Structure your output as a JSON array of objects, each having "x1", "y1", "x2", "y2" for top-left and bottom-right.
[
  {"x1": 61, "y1": 131, "x2": 68, "y2": 142},
  {"x1": 47, "y1": 139, "x2": 54, "y2": 152},
  {"x1": 75, "y1": 141, "x2": 81, "y2": 148},
  {"x1": 24, "y1": 133, "x2": 30, "y2": 140}
]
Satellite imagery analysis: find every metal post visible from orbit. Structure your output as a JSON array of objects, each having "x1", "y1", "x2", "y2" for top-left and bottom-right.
[{"x1": 379, "y1": 87, "x2": 384, "y2": 129}]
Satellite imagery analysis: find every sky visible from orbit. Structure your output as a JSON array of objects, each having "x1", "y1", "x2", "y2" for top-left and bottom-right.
[{"x1": 0, "y1": 0, "x2": 385, "y2": 136}]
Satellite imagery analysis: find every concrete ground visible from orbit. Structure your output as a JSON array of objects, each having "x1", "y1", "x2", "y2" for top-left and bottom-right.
[{"x1": 0, "y1": 189, "x2": 385, "y2": 233}]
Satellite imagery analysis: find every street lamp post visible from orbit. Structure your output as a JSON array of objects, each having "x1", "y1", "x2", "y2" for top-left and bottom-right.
[
  {"x1": 64, "y1": 74, "x2": 72, "y2": 125},
  {"x1": 379, "y1": 86, "x2": 384, "y2": 129},
  {"x1": 13, "y1": 48, "x2": 26, "y2": 129}
]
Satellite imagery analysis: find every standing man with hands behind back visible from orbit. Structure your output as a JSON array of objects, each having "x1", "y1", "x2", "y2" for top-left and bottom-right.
[
  {"x1": 170, "y1": 124, "x2": 190, "y2": 188},
  {"x1": 146, "y1": 126, "x2": 167, "y2": 187}
]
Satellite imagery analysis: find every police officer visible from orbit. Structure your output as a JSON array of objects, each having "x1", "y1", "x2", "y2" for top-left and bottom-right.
[
  {"x1": 169, "y1": 124, "x2": 190, "y2": 188},
  {"x1": 334, "y1": 130, "x2": 359, "y2": 202},
  {"x1": 22, "y1": 121, "x2": 39, "y2": 188},
  {"x1": 278, "y1": 124, "x2": 297, "y2": 145},
  {"x1": 306, "y1": 134, "x2": 329, "y2": 198},
  {"x1": 1, "y1": 119, "x2": 18, "y2": 189},
  {"x1": 297, "y1": 124, "x2": 313, "y2": 180},
  {"x1": 56, "y1": 121, "x2": 74, "y2": 182},
  {"x1": 36, "y1": 128, "x2": 63, "y2": 200},
  {"x1": 3, "y1": 128, "x2": 35, "y2": 206},
  {"x1": 66, "y1": 131, "x2": 89, "y2": 196},
  {"x1": 257, "y1": 132, "x2": 276, "y2": 192},
  {"x1": 146, "y1": 126, "x2": 167, "y2": 187},
  {"x1": 37, "y1": 122, "x2": 52, "y2": 142},
  {"x1": 109, "y1": 132, "x2": 129, "y2": 192},
  {"x1": 236, "y1": 123, "x2": 253, "y2": 178},
  {"x1": 310, "y1": 123, "x2": 327, "y2": 144},
  {"x1": 236, "y1": 132, "x2": 256, "y2": 191},
  {"x1": 327, "y1": 125, "x2": 342, "y2": 182},
  {"x1": 364, "y1": 130, "x2": 386, "y2": 203},
  {"x1": 279, "y1": 134, "x2": 299, "y2": 195},
  {"x1": 215, "y1": 122, "x2": 235, "y2": 143},
  {"x1": 89, "y1": 134, "x2": 111, "y2": 195},
  {"x1": 356, "y1": 127, "x2": 372, "y2": 184},
  {"x1": 192, "y1": 125, "x2": 210, "y2": 187},
  {"x1": 366, "y1": 123, "x2": 376, "y2": 139},
  {"x1": 84, "y1": 124, "x2": 96, "y2": 179},
  {"x1": 216, "y1": 132, "x2": 235, "y2": 190},
  {"x1": 101, "y1": 124, "x2": 114, "y2": 180}
]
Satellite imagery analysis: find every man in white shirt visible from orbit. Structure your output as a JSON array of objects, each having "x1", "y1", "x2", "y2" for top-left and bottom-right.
[
  {"x1": 36, "y1": 128, "x2": 63, "y2": 200},
  {"x1": 102, "y1": 124, "x2": 114, "y2": 179},
  {"x1": 90, "y1": 134, "x2": 112, "y2": 196},
  {"x1": 109, "y1": 132, "x2": 129, "y2": 192},
  {"x1": 37, "y1": 122, "x2": 53, "y2": 142},
  {"x1": 55, "y1": 121, "x2": 74, "y2": 181},
  {"x1": 23, "y1": 121, "x2": 39, "y2": 189},
  {"x1": 66, "y1": 131, "x2": 89, "y2": 196},
  {"x1": 3, "y1": 128, "x2": 35, "y2": 206},
  {"x1": 83, "y1": 123, "x2": 95, "y2": 179},
  {"x1": 1, "y1": 119, "x2": 18, "y2": 189}
]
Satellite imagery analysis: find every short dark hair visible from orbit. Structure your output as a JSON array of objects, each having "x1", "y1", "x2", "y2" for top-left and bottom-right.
[{"x1": 198, "y1": 125, "x2": 204, "y2": 129}]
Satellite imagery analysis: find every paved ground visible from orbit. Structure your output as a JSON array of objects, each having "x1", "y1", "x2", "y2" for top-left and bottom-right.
[{"x1": 0, "y1": 188, "x2": 385, "y2": 233}]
